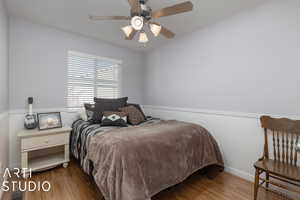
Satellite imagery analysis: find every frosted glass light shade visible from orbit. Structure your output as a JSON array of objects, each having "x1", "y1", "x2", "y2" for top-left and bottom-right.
[
  {"x1": 121, "y1": 25, "x2": 133, "y2": 37},
  {"x1": 139, "y1": 31, "x2": 149, "y2": 43},
  {"x1": 149, "y1": 23, "x2": 162, "y2": 37}
]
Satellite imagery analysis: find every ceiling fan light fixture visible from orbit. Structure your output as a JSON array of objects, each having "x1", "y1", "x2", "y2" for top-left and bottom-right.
[
  {"x1": 90, "y1": 0, "x2": 194, "y2": 43},
  {"x1": 131, "y1": 16, "x2": 144, "y2": 31},
  {"x1": 121, "y1": 25, "x2": 133, "y2": 37},
  {"x1": 149, "y1": 23, "x2": 162, "y2": 37},
  {"x1": 139, "y1": 31, "x2": 149, "y2": 43}
]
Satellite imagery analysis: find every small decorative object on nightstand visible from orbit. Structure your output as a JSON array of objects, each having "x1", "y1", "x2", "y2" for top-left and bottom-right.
[
  {"x1": 24, "y1": 97, "x2": 37, "y2": 129},
  {"x1": 18, "y1": 127, "x2": 71, "y2": 178},
  {"x1": 37, "y1": 112, "x2": 62, "y2": 130}
]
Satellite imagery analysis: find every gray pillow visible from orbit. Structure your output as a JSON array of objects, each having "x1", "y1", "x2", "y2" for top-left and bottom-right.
[
  {"x1": 92, "y1": 97, "x2": 128, "y2": 123},
  {"x1": 127, "y1": 103, "x2": 146, "y2": 120},
  {"x1": 119, "y1": 106, "x2": 145, "y2": 125},
  {"x1": 84, "y1": 103, "x2": 95, "y2": 121}
]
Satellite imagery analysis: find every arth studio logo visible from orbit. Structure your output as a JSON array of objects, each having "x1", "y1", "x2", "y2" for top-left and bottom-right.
[{"x1": 1, "y1": 168, "x2": 51, "y2": 192}]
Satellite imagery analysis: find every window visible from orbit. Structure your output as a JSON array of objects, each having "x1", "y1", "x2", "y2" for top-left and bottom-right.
[{"x1": 67, "y1": 51, "x2": 121, "y2": 108}]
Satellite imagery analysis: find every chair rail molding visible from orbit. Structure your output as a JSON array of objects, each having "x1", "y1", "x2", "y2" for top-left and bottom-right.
[
  {"x1": 142, "y1": 105, "x2": 300, "y2": 182},
  {"x1": 142, "y1": 105, "x2": 300, "y2": 120}
]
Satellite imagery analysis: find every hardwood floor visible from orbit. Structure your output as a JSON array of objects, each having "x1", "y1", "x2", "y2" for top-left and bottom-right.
[{"x1": 2, "y1": 161, "x2": 286, "y2": 200}]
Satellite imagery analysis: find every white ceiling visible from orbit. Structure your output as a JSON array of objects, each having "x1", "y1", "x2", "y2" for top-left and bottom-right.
[{"x1": 6, "y1": 0, "x2": 266, "y2": 52}]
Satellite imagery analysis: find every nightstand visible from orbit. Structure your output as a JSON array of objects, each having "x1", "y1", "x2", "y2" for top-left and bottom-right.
[{"x1": 18, "y1": 127, "x2": 72, "y2": 178}]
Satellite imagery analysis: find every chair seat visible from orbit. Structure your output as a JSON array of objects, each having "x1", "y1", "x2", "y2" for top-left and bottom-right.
[{"x1": 254, "y1": 159, "x2": 300, "y2": 182}]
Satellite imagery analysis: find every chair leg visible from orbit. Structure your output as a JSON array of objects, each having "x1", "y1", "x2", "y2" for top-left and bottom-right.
[
  {"x1": 254, "y1": 168, "x2": 260, "y2": 200},
  {"x1": 265, "y1": 172, "x2": 269, "y2": 190}
]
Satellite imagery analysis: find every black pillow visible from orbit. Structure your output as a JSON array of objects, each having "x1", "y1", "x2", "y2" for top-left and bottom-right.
[
  {"x1": 94, "y1": 97, "x2": 128, "y2": 103},
  {"x1": 127, "y1": 103, "x2": 146, "y2": 121},
  {"x1": 92, "y1": 97, "x2": 128, "y2": 123},
  {"x1": 84, "y1": 103, "x2": 95, "y2": 121},
  {"x1": 101, "y1": 111, "x2": 128, "y2": 127}
]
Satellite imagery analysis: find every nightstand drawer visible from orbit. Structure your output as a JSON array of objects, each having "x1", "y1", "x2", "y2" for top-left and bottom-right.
[{"x1": 22, "y1": 133, "x2": 69, "y2": 150}]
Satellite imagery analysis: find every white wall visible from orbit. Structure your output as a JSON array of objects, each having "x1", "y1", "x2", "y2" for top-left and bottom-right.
[
  {"x1": 0, "y1": 0, "x2": 9, "y2": 198},
  {"x1": 9, "y1": 17, "x2": 145, "y2": 110},
  {"x1": 144, "y1": 0, "x2": 300, "y2": 116},
  {"x1": 143, "y1": 0, "x2": 300, "y2": 190}
]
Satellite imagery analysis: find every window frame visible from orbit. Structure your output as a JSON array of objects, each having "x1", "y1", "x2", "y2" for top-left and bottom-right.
[{"x1": 67, "y1": 51, "x2": 123, "y2": 108}]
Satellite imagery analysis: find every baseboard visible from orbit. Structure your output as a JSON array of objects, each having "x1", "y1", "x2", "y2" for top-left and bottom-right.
[{"x1": 225, "y1": 166, "x2": 253, "y2": 182}]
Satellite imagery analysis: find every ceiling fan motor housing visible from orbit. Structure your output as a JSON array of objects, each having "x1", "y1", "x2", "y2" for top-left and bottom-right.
[{"x1": 131, "y1": 0, "x2": 152, "y2": 20}]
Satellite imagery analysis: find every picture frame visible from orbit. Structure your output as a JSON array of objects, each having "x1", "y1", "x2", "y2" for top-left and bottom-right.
[{"x1": 37, "y1": 112, "x2": 62, "y2": 130}]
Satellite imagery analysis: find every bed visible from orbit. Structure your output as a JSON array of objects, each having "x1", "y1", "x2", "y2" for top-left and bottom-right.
[{"x1": 71, "y1": 118, "x2": 224, "y2": 200}]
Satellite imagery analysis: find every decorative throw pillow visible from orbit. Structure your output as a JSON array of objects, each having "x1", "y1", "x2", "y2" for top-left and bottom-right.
[
  {"x1": 127, "y1": 103, "x2": 146, "y2": 121},
  {"x1": 93, "y1": 97, "x2": 128, "y2": 123},
  {"x1": 101, "y1": 112, "x2": 127, "y2": 127},
  {"x1": 119, "y1": 105, "x2": 145, "y2": 125},
  {"x1": 84, "y1": 103, "x2": 95, "y2": 121},
  {"x1": 79, "y1": 108, "x2": 88, "y2": 121}
]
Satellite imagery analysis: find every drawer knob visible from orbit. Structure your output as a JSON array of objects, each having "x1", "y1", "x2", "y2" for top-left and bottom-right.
[{"x1": 45, "y1": 140, "x2": 49, "y2": 143}]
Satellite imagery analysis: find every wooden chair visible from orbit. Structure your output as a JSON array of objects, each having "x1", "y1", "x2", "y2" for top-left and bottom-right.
[{"x1": 254, "y1": 116, "x2": 300, "y2": 200}]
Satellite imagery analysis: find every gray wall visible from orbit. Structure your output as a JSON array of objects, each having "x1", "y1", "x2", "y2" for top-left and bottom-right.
[
  {"x1": 9, "y1": 17, "x2": 145, "y2": 110},
  {"x1": 144, "y1": 0, "x2": 300, "y2": 116},
  {"x1": 0, "y1": 0, "x2": 8, "y2": 113},
  {"x1": 0, "y1": 0, "x2": 9, "y2": 192}
]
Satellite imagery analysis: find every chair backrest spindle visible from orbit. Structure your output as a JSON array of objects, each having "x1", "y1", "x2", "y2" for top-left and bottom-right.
[
  {"x1": 295, "y1": 135, "x2": 299, "y2": 165},
  {"x1": 260, "y1": 116, "x2": 300, "y2": 166},
  {"x1": 272, "y1": 130, "x2": 276, "y2": 160}
]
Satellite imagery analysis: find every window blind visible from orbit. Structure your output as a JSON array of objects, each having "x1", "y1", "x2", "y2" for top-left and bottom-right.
[{"x1": 67, "y1": 52, "x2": 121, "y2": 108}]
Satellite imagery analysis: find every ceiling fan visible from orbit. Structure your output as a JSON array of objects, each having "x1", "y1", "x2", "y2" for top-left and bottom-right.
[{"x1": 89, "y1": 0, "x2": 193, "y2": 44}]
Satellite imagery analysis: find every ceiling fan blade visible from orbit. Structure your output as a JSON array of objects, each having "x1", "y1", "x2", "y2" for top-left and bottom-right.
[
  {"x1": 125, "y1": 30, "x2": 137, "y2": 40},
  {"x1": 128, "y1": 0, "x2": 141, "y2": 14},
  {"x1": 89, "y1": 16, "x2": 131, "y2": 20},
  {"x1": 152, "y1": 1, "x2": 193, "y2": 19},
  {"x1": 160, "y1": 26, "x2": 175, "y2": 38}
]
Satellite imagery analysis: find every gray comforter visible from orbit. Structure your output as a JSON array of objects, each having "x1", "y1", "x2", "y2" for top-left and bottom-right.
[{"x1": 86, "y1": 120, "x2": 223, "y2": 200}]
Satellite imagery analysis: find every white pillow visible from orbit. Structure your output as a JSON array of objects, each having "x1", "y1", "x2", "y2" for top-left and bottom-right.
[{"x1": 79, "y1": 108, "x2": 88, "y2": 121}]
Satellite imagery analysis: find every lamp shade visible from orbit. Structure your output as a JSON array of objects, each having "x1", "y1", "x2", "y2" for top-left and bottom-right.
[
  {"x1": 121, "y1": 25, "x2": 133, "y2": 37},
  {"x1": 149, "y1": 23, "x2": 162, "y2": 37},
  {"x1": 139, "y1": 31, "x2": 149, "y2": 43}
]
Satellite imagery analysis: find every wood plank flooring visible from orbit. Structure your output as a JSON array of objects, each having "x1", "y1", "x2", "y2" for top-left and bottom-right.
[{"x1": 2, "y1": 161, "x2": 286, "y2": 200}]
